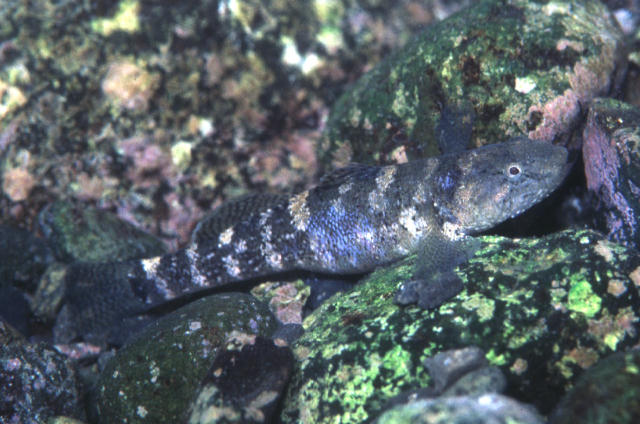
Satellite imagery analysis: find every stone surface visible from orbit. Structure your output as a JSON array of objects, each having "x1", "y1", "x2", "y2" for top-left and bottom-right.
[
  {"x1": 549, "y1": 348, "x2": 640, "y2": 424},
  {"x1": 322, "y1": 0, "x2": 625, "y2": 167},
  {"x1": 0, "y1": 0, "x2": 461, "y2": 245},
  {"x1": 281, "y1": 229, "x2": 640, "y2": 423},
  {"x1": 94, "y1": 293, "x2": 278, "y2": 423},
  {"x1": 0, "y1": 224, "x2": 53, "y2": 291},
  {"x1": 0, "y1": 339, "x2": 84, "y2": 423},
  {"x1": 375, "y1": 394, "x2": 544, "y2": 424},
  {"x1": 187, "y1": 336, "x2": 294, "y2": 424},
  {"x1": 39, "y1": 200, "x2": 167, "y2": 264},
  {"x1": 583, "y1": 97, "x2": 640, "y2": 250}
]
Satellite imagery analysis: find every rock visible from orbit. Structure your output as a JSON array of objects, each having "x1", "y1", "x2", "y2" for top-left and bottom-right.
[
  {"x1": 583, "y1": 97, "x2": 640, "y2": 250},
  {"x1": 48, "y1": 417, "x2": 88, "y2": 424},
  {"x1": 549, "y1": 348, "x2": 640, "y2": 424},
  {"x1": 374, "y1": 394, "x2": 544, "y2": 424},
  {"x1": 94, "y1": 293, "x2": 278, "y2": 423},
  {"x1": 0, "y1": 224, "x2": 53, "y2": 291},
  {"x1": 31, "y1": 262, "x2": 70, "y2": 323},
  {"x1": 187, "y1": 336, "x2": 294, "y2": 424},
  {"x1": 0, "y1": 320, "x2": 25, "y2": 345},
  {"x1": 38, "y1": 200, "x2": 167, "y2": 264},
  {"x1": 422, "y1": 346, "x2": 496, "y2": 395},
  {"x1": 0, "y1": 339, "x2": 84, "y2": 423},
  {"x1": 280, "y1": 229, "x2": 640, "y2": 423},
  {"x1": 322, "y1": 0, "x2": 626, "y2": 167},
  {"x1": 383, "y1": 346, "x2": 507, "y2": 409},
  {"x1": 0, "y1": 0, "x2": 452, "y2": 242}
]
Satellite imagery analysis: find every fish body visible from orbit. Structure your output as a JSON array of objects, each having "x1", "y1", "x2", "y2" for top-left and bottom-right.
[{"x1": 59, "y1": 137, "x2": 568, "y2": 342}]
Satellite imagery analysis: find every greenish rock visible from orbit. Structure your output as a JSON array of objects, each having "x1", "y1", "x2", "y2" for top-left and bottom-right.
[
  {"x1": 375, "y1": 394, "x2": 544, "y2": 424},
  {"x1": 39, "y1": 201, "x2": 167, "y2": 263},
  {"x1": 441, "y1": 366, "x2": 505, "y2": 398},
  {"x1": 583, "y1": 97, "x2": 640, "y2": 250},
  {"x1": 422, "y1": 346, "x2": 493, "y2": 393},
  {"x1": 95, "y1": 293, "x2": 279, "y2": 424},
  {"x1": 549, "y1": 349, "x2": 640, "y2": 424},
  {"x1": 281, "y1": 229, "x2": 640, "y2": 423},
  {"x1": 322, "y1": 0, "x2": 625, "y2": 167}
]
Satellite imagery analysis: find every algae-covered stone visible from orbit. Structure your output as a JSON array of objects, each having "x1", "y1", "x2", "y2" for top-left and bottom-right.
[
  {"x1": 39, "y1": 200, "x2": 167, "y2": 263},
  {"x1": 549, "y1": 349, "x2": 640, "y2": 424},
  {"x1": 95, "y1": 293, "x2": 278, "y2": 424},
  {"x1": 322, "y1": 0, "x2": 625, "y2": 167},
  {"x1": 281, "y1": 229, "x2": 640, "y2": 423},
  {"x1": 583, "y1": 98, "x2": 640, "y2": 250},
  {"x1": 375, "y1": 394, "x2": 544, "y2": 424}
]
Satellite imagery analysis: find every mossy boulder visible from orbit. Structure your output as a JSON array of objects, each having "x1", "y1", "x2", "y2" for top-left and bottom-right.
[
  {"x1": 281, "y1": 229, "x2": 640, "y2": 423},
  {"x1": 95, "y1": 293, "x2": 278, "y2": 423},
  {"x1": 322, "y1": 0, "x2": 625, "y2": 167}
]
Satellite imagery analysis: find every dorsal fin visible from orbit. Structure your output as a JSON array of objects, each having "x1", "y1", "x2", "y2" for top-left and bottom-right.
[
  {"x1": 191, "y1": 193, "x2": 288, "y2": 244},
  {"x1": 318, "y1": 163, "x2": 378, "y2": 188}
]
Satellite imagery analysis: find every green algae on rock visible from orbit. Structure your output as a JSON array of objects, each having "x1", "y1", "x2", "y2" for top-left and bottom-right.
[
  {"x1": 280, "y1": 229, "x2": 640, "y2": 423},
  {"x1": 94, "y1": 293, "x2": 278, "y2": 424},
  {"x1": 39, "y1": 200, "x2": 167, "y2": 264},
  {"x1": 322, "y1": 0, "x2": 625, "y2": 167}
]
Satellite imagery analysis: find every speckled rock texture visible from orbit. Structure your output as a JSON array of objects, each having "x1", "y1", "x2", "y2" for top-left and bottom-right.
[
  {"x1": 0, "y1": 0, "x2": 457, "y2": 246},
  {"x1": 583, "y1": 98, "x2": 640, "y2": 250},
  {"x1": 281, "y1": 229, "x2": 640, "y2": 423},
  {"x1": 0, "y1": 327, "x2": 84, "y2": 423},
  {"x1": 95, "y1": 293, "x2": 278, "y2": 423}
]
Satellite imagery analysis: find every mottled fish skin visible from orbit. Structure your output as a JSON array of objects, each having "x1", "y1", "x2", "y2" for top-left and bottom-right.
[{"x1": 60, "y1": 137, "x2": 568, "y2": 342}]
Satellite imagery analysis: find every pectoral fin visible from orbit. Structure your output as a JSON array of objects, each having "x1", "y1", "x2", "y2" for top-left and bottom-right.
[{"x1": 394, "y1": 233, "x2": 480, "y2": 309}]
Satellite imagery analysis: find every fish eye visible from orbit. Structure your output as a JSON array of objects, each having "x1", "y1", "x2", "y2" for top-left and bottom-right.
[{"x1": 507, "y1": 163, "x2": 521, "y2": 177}]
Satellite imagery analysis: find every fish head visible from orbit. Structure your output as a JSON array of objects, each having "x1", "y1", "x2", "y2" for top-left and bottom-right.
[{"x1": 433, "y1": 137, "x2": 569, "y2": 234}]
